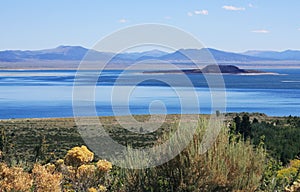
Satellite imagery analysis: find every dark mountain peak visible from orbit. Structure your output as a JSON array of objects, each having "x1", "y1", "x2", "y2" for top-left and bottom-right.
[
  {"x1": 56, "y1": 45, "x2": 87, "y2": 50},
  {"x1": 42, "y1": 45, "x2": 88, "y2": 54},
  {"x1": 54, "y1": 45, "x2": 82, "y2": 48},
  {"x1": 159, "y1": 47, "x2": 266, "y2": 62},
  {"x1": 144, "y1": 64, "x2": 265, "y2": 74},
  {"x1": 201, "y1": 65, "x2": 245, "y2": 73}
]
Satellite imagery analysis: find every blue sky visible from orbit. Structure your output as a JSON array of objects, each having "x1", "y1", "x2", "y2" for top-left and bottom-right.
[{"x1": 1, "y1": 0, "x2": 300, "y2": 52}]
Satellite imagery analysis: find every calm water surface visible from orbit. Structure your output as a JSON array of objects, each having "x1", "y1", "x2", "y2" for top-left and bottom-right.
[{"x1": 0, "y1": 68, "x2": 299, "y2": 119}]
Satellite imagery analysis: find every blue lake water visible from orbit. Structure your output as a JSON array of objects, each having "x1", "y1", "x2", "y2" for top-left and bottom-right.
[{"x1": 0, "y1": 68, "x2": 299, "y2": 119}]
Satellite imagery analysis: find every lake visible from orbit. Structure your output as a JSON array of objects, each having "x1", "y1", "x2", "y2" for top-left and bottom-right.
[{"x1": 0, "y1": 68, "x2": 299, "y2": 119}]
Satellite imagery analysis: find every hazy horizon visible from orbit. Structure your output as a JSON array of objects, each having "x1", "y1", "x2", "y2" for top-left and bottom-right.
[{"x1": 2, "y1": 44, "x2": 300, "y2": 53}]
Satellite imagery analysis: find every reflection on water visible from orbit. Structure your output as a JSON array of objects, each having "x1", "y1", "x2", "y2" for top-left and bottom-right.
[{"x1": 0, "y1": 69, "x2": 299, "y2": 119}]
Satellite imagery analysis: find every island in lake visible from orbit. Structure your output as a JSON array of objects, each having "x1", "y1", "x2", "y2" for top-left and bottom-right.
[{"x1": 144, "y1": 65, "x2": 269, "y2": 74}]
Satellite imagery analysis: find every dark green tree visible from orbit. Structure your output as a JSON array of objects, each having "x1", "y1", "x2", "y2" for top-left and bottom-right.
[
  {"x1": 241, "y1": 114, "x2": 251, "y2": 139},
  {"x1": 253, "y1": 118, "x2": 259, "y2": 124},
  {"x1": 233, "y1": 115, "x2": 241, "y2": 134},
  {"x1": 0, "y1": 127, "x2": 5, "y2": 151}
]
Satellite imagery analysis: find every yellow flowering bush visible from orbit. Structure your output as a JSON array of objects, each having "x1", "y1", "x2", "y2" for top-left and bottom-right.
[
  {"x1": 66, "y1": 165, "x2": 77, "y2": 179},
  {"x1": 0, "y1": 163, "x2": 33, "y2": 192},
  {"x1": 291, "y1": 159, "x2": 300, "y2": 169},
  {"x1": 64, "y1": 145, "x2": 94, "y2": 167},
  {"x1": 56, "y1": 158, "x2": 64, "y2": 166},
  {"x1": 96, "y1": 160, "x2": 112, "y2": 172},
  {"x1": 44, "y1": 162, "x2": 56, "y2": 173},
  {"x1": 87, "y1": 187, "x2": 98, "y2": 192},
  {"x1": 278, "y1": 167, "x2": 298, "y2": 180},
  {"x1": 32, "y1": 163, "x2": 63, "y2": 192},
  {"x1": 76, "y1": 164, "x2": 96, "y2": 179},
  {"x1": 277, "y1": 159, "x2": 300, "y2": 191},
  {"x1": 87, "y1": 185, "x2": 107, "y2": 192},
  {"x1": 0, "y1": 145, "x2": 113, "y2": 191},
  {"x1": 277, "y1": 159, "x2": 300, "y2": 180},
  {"x1": 285, "y1": 180, "x2": 300, "y2": 192},
  {"x1": 70, "y1": 160, "x2": 112, "y2": 191},
  {"x1": 98, "y1": 185, "x2": 107, "y2": 192}
]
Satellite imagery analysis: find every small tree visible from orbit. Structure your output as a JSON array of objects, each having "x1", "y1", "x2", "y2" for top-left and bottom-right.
[
  {"x1": 34, "y1": 135, "x2": 48, "y2": 163},
  {"x1": 241, "y1": 114, "x2": 251, "y2": 139},
  {"x1": 253, "y1": 118, "x2": 259, "y2": 124},
  {"x1": 0, "y1": 127, "x2": 8, "y2": 161},
  {"x1": 233, "y1": 115, "x2": 241, "y2": 134}
]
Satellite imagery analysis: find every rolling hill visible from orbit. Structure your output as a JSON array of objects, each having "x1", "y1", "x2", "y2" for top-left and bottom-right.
[
  {"x1": 242, "y1": 50, "x2": 300, "y2": 60},
  {"x1": 1, "y1": 45, "x2": 300, "y2": 69}
]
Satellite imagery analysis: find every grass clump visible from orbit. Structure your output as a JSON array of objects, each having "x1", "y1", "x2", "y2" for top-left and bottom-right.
[{"x1": 118, "y1": 117, "x2": 266, "y2": 192}]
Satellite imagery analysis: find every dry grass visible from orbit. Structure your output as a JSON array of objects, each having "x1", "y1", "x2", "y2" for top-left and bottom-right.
[
  {"x1": 0, "y1": 114, "x2": 273, "y2": 191},
  {"x1": 0, "y1": 114, "x2": 207, "y2": 165}
]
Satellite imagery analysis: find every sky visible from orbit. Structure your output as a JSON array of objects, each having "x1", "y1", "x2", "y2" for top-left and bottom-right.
[{"x1": 1, "y1": 0, "x2": 300, "y2": 52}]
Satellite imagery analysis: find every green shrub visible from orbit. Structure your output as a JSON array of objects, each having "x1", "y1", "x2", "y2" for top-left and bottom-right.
[{"x1": 118, "y1": 118, "x2": 266, "y2": 191}]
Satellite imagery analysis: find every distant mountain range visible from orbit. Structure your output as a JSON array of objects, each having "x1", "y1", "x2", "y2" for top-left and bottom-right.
[
  {"x1": 1, "y1": 45, "x2": 300, "y2": 66},
  {"x1": 154, "y1": 48, "x2": 268, "y2": 62},
  {"x1": 0, "y1": 46, "x2": 108, "y2": 62},
  {"x1": 242, "y1": 50, "x2": 300, "y2": 60}
]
